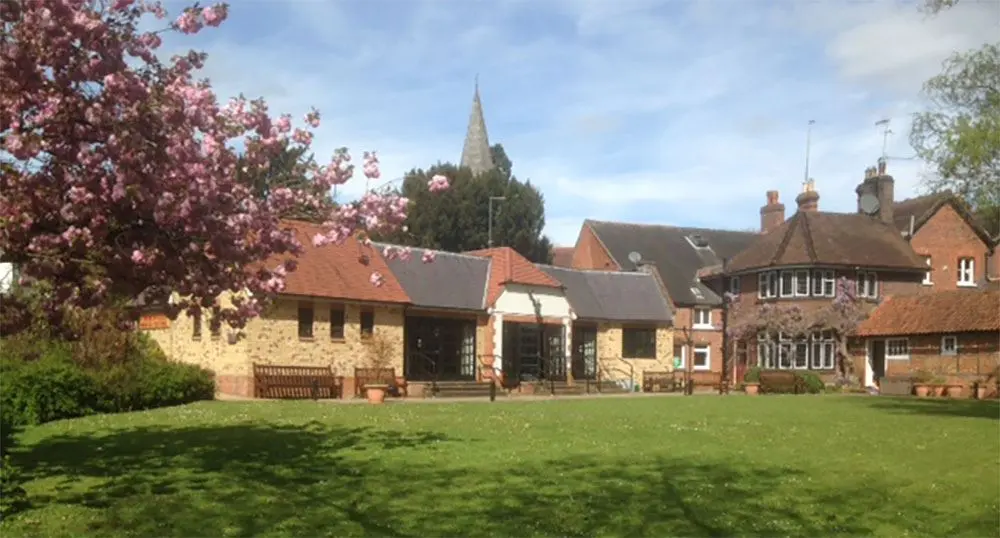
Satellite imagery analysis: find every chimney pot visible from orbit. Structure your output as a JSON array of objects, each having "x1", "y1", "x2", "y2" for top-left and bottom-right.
[
  {"x1": 796, "y1": 180, "x2": 820, "y2": 212},
  {"x1": 760, "y1": 190, "x2": 785, "y2": 233}
]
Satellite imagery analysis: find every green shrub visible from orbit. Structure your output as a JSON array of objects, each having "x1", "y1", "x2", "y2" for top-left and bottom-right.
[
  {"x1": 90, "y1": 354, "x2": 215, "y2": 412},
  {"x1": 744, "y1": 366, "x2": 761, "y2": 383},
  {"x1": 0, "y1": 346, "x2": 100, "y2": 426},
  {"x1": 795, "y1": 372, "x2": 825, "y2": 394},
  {"x1": 0, "y1": 454, "x2": 28, "y2": 521}
]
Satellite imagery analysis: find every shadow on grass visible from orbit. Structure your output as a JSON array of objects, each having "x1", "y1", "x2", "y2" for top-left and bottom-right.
[
  {"x1": 854, "y1": 396, "x2": 1000, "y2": 420},
  {"x1": 8, "y1": 420, "x2": 995, "y2": 537}
]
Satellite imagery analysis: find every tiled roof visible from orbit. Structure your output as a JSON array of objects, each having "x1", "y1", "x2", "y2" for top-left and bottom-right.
[
  {"x1": 465, "y1": 247, "x2": 562, "y2": 306},
  {"x1": 893, "y1": 192, "x2": 951, "y2": 234},
  {"x1": 856, "y1": 289, "x2": 1000, "y2": 336},
  {"x1": 726, "y1": 212, "x2": 925, "y2": 274},
  {"x1": 584, "y1": 220, "x2": 758, "y2": 306},
  {"x1": 538, "y1": 265, "x2": 673, "y2": 322},
  {"x1": 268, "y1": 221, "x2": 410, "y2": 304},
  {"x1": 551, "y1": 247, "x2": 575, "y2": 267},
  {"x1": 375, "y1": 244, "x2": 489, "y2": 311}
]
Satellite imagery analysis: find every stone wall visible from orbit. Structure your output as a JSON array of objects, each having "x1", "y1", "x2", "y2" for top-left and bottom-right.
[{"x1": 596, "y1": 324, "x2": 674, "y2": 386}]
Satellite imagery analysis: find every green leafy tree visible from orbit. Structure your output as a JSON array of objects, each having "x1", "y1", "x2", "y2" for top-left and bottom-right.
[
  {"x1": 378, "y1": 144, "x2": 553, "y2": 263},
  {"x1": 911, "y1": 1, "x2": 1000, "y2": 235},
  {"x1": 235, "y1": 139, "x2": 335, "y2": 222}
]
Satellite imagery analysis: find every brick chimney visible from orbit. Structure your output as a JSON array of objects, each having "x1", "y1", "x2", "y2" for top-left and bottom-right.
[
  {"x1": 795, "y1": 179, "x2": 819, "y2": 212},
  {"x1": 855, "y1": 158, "x2": 894, "y2": 225},
  {"x1": 760, "y1": 190, "x2": 785, "y2": 233}
]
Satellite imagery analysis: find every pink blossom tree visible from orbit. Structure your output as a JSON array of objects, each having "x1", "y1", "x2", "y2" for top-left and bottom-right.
[
  {"x1": 0, "y1": 0, "x2": 448, "y2": 332},
  {"x1": 725, "y1": 277, "x2": 871, "y2": 379}
]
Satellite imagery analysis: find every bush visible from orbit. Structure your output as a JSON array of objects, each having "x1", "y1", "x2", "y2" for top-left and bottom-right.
[
  {"x1": 0, "y1": 345, "x2": 101, "y2": 426},
  {"x1": 795, "y1": 372, "x2": 825, "y2": 394},
  {"x1": 744, "y1": 366, "x2": 761, "y2": 383},
  {"x1": 0, "y1": 454, "x2": 28, "y2": 521},
  {"x1": 90, "y1": 352, "x2": 215, "y2": 413}
]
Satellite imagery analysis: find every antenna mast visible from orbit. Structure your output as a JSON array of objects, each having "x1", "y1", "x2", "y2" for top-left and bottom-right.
[
  {"x1": 875, "y1": 118, "x2": 892, "y2": 160},
  {"x1": 804, "y1": 119, "x2": 815, "y2": 184}
]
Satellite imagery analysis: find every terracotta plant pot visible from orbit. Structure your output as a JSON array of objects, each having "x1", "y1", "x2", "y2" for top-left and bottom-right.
[
  {"x1": 744, "y1": 383, "x2": 760, "y2": 396},
  {"x1": 945, "y1": 384, "x2": 964, "y2": 399},
  {"x1": 520, "y1": 383, "x2": 536, "y2": 395},
  {"x1": 974, "y1": 385, "x2": 987, "y2": 400},
  {"x1": 365, "y1": 384, "x2": 388, "y2": 404},
  {"x1": 914, "y1": 384, "x2": 930, "y2": 397}
]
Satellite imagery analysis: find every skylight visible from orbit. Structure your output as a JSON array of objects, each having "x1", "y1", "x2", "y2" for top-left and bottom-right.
[
  {"x1": 690, "y1": 286, "x2": 704, "y2": 299},
  {"x1": 686, "y1": 234, "x2": 710, "y2": 249}
]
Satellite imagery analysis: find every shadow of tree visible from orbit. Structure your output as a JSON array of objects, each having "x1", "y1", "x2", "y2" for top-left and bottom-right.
[
  {"x1": 10, "y1": 420, "x2": 996, "y2": 537},
  {"x1": 846, "y1": 396, "x2": 1000, "y2": 420}
]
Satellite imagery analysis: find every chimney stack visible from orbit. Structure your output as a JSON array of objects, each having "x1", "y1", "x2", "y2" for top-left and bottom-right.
[
  {"x1": 855, "y1": 158, "x2": 894, "y2": 225},
  {"x1": 760, "y1": 190, "x2": 785, "y2": 233},
  {"x1": 795, "y1": 179, "x2": 819, "y2": 212}
]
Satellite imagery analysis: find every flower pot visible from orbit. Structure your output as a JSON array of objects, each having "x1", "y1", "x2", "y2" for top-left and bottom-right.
[
  {"x1": 365, "y1": 384, "x2": 388, "y2": 404},
  {"x1": 914, "y1": 384, "x2": 930, "y2": 397},
  {"x1": 744, "y1": 383, "x2": 760, "y2": 396},
  {"x1": 520, "y1": 383, "x2": 536, "y2": 395},
  {"x1": 945, "y1": 384, "x2": 964, "y2": 399},
  {"x1": 974, "y1": 385, "x2": 987, "y2": 400}
]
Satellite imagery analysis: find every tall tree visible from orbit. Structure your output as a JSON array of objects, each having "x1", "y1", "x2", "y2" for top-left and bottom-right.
[
  {"x1": 235, "y1": 138, "x2": 334, "y2": 222},
  {"x1": 911, "y1": 0, "x2": 1000, "y2": 235},
  {"x1": 378, "y1": 143, "x2": 553, "y2": 263}
]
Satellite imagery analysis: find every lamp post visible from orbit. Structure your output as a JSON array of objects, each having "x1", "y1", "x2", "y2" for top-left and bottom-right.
[{"x1": 488, "y1": 196, "x2": 505, "y2": 248}]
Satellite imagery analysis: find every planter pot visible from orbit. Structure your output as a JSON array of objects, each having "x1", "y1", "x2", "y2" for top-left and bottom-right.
[
  {"x1": 925, "y1": 385, "x2": 943, "y2": 397},
  {"x1": 744, "y1": 383, "x2": 760, "y2": 396},
  {"x1": 520, "y1": 383, "x2": 536, "y2": 395},
  {"x1": 944, "y1": 384, "x2": 965, "y2": 399},
  {"x1": 365, "y1": 384, "x2": 389, "y2": 404},
  {"x1": 974, "y1": 385, "x2": 987, "y2": 400},
  {"x1": 913, "y1": 384, "x2": 930, "y2": 397}
]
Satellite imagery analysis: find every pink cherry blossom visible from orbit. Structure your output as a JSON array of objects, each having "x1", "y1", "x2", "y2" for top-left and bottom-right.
[
  {"x1": 369, "y1": 271, "x2": 385, "y2": 287},
  {"x1": 428, "y1": 174, "x2": 450, "y2": 193},
  {"x1": 422, "y1": 250, "x2": 437, "y2": 263}
]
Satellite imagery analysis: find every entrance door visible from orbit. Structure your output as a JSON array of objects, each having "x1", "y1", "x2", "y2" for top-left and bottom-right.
[
  {"x1": 404, "y1": 317, "x2": 476, "y2": 381},
  {"x1": 871, "y1": 339, "x2": 886, "y2": 382},
  {"x1": 571, "y1": 325, "x2": 597, "y2": 380},
  {"x1": 502, "y1": 322, "x2": 567, "y2": 384}
]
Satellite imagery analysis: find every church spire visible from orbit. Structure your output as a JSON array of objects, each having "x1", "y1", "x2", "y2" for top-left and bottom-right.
[{"x1": 460, "y1": 76, "x2": 494, "y2": 175}]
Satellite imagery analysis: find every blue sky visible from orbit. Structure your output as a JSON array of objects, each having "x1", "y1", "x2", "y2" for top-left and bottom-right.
[{"x1": 156, "y1": 0, "x2": 998, "y2": 245}]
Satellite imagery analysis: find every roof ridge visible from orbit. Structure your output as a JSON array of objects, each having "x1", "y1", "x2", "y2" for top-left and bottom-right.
[
  {"x1": 587, "y1": 219, "x2": 758, "y2": 236},
  {"x1": 371, "y1": 242, "x2": 489, "y2": 262},
  {"x1": 801, "y1": 212, "x2": 818, "y2": 263},
  {"x1": 536, "y1": 263, "x2": 654, "y2": 277},
  {"x1": 771, "y1": 213, "x2": 798, "y2": 265}
]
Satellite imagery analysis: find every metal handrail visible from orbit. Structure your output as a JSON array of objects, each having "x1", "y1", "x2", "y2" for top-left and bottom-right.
[
  {"x1": 614, "y1": 356, "x2": 636, "y2": 391},
  {"x1": 598, "y1": 360, "x2": 637, "y2": 392},
  {"x1": 410, "y1": 349, "x2": 440, "y2": 397}
]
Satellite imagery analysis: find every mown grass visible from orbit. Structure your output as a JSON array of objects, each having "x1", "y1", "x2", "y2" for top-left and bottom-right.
[{"x1": 2, "y1": 395, "x2": 998, "y2": 537}]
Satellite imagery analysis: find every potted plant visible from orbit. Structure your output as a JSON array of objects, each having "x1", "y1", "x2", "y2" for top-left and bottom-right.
[
  {"x1": 944, "y1": 381, "x2": 965, "y2": 399},
  {"x1": 973, "y1": 378, "x2": 988, "y2": 400},
  {"x1": 911, "y1": 370, "x2": 933, "y2": 397},
  {"x1": 743, "y1": 366, "x2": 761, "y2": 395},
  {"x1": 361, "y1": 332, "x2": 395, "y2": 404},
  {"x1": 927, "y1": 375, "x2": 947, "y2": 397}
]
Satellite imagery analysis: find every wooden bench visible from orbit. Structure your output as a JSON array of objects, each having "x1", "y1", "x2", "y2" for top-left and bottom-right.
[
  {"x1": 253, "y1": 364, "x2": 343, "y2": 400},
  {"x1": 643, "y1": 371, "x2": 682, "y2": 393},
  {"x1": 354, "y1": 367, "x2": 405, "y2": 397},
  {"x1": 759, "y1": 370, "x2": 805, "y2": 394}
]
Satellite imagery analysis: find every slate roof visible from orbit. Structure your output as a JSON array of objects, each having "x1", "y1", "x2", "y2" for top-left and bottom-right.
[
  {"x1": 584, "y1": 220, "x2": 758, "y2": 306},
  {"x1": 374, "y1": 244, "x2": 489, "y2": 311},
  {"x1": 725, "y1": 212, "x2": 926, "y2": 274},
  {"x1": 538, "y1": 265, "x2": 674, "y2": 323},
  {"x1": 551, "y1": 247, "x2": 574, "y2": 267},
  {"x1": 856, "y1": 289, "x2": 1000, "y2": 336},
  {"x1": 465, "y1": 247, "x2": 563, "y2": 306},
  {"x1": 264, "y1": 221, "x2": 410, "y2": 304}
]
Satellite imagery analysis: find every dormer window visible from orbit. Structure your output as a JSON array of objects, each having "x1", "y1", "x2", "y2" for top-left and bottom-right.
[
  {"x1": 690, "y1": 286, "x2": 704, "y2": 299},
  {"x1": 686, "y1": 234, "x2": 710, "y2": 249}
]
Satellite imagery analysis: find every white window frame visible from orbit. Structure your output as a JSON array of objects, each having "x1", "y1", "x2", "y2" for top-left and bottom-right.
[
  {"x1": 692, "y1": 344, "x2": 711, "y2": 371},
  {"x1": 958, "y1": 257, "x2": 975, "y2": 287},
  {"x1": 758, "y1": 272, "x2": 777, "y2": 299},
  {"x1": 675, "y1": 346, "x2": 687, "y2": 369},
  {"x1": 793, "y1": 341, "x2": 809, "y2": 369},
  {"x1": 693, "y1": 308, "x2": 713, "y2": 329},
  {"x1": 941, "y1": 335, "x2": 958, "y2": 356},
  {"x1": 779, "y1": 270, "x2": 794, "y2": 298},
  {"x1": 885, "y1": 338, "x2": 910, "y2": 360},
  {"x1": 922, "y1": 256, "x2": 933, "y2": 285},
  {"x1": 822, "y1": 270, "x2": 835, "y2": 297},
  {"x1": 729, "y1": 276, "x2": 740, "y2": 295},
  {"x1": 857, "y1": 271, "x2": 878, "y2": 299},
  {"x1": 794, "y1": 270, "x2": 810, "y2": 297},
  {"x1": 811, "y1": 270, "x2": 824, "y2": 296}
]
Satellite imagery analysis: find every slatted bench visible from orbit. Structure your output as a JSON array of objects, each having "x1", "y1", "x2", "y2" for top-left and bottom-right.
[
  {"x1": 354, "y1": 367, "x2": 405, "y2": 397},
  {"x1": 253, "y1": 364, "x2": 343, "y2": 400},
  {"x1": 643, "y1": 371, "x2": 682, "y2": 393},
  {"x1": 759, "y1": 370, "x2": 805, "y2": 394}
]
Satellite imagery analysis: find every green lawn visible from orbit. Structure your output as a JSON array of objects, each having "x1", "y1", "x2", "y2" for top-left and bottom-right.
[{"x1": 3, "y1": 396, "x2": 998, "y2": 537}]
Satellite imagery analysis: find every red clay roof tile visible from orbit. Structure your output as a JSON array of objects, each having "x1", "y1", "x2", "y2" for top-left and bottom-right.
[
  {"x1": 465, "y1": 247, "x2": 562, "y2": 306},
  {"x1": 856, "y1": 289, "x2": 1000, "y2": 336}
]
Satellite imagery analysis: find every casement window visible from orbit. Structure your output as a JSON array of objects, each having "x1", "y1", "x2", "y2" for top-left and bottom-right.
[
  {"x1": 794, "y1": 270, "x2": 810, "y2": 297},
  {"x1": 779, "y1": 271, "x2": 794, "y2": 298},
  {"x1": 622, "y1": 327, "x2": 656, "y2": 358},
  {"x1": 758, "y1": 271, "x2": 779, "y2": 299},
  {"x1": 330, "y1": 307, "x2": 346, "y2": 339},
  {"x1": 958, "y1": 257, "x2": 975, "y2": 286},
  {"x1": 298, "y1": 302, "x2": 314, "y2": 339},
  {"x1": 941, "y1": 335, "x2": 958, "y2": 356},
  {"x1": 693, "y1": 345, "x2": 711, "y2": 371},
  {"x1": 192, "y1": 311, "x2": 202, "y2": 339},
  {"x1": 922, "y1": 256, "x2": 933, "y2": 285},
  {"x1": 885, "y1": 338, "x2": 910, "y2": 360},
  {"x1": 729, "y1": 276, "x2": 740, "y2": 295},
  {"x1": 360, "y1": 308, "x2": 375, "y2": 337},
  {"x1": 821, "y1": 271, "x2": 835, "y2": 297},
  {"x1": 693, "y1": 308, "x2": 712, "y2": 329},
  {"x1": 857, "y1": 271, "x2": 878, "y2": 299},
  {"x1": 809, "y1": 331, "x2": 836, "y2": 370},
  {"x1": 674, "y1": 345, "x2": 686, "y2": 369},
  {"x1": 758, "y1": 331, "x2": 836, "y2": 371},
  {"x1": 209, "y1": 315, "x2": 221, "y2": 338},
  {"x1": 777, "y1": 332, "x2": 792, "y2": 369}
]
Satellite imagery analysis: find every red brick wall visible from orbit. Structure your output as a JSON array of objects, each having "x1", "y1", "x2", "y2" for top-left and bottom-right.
[
  {"x1": 673, "y1": 307, "x2": 725, "y2": 376},
  {"x1": 727, "y1": 268, "x2": 922, "y2": 310},
  {"x1": 862, "y1": 332, "x2": 1000, "y2": 396},
  {"x1": 571, "y1": 224, "x2": 618, "y2": 270},
  {"x1": 910, "y1": 204, "x2": 992, "y2": 290}
]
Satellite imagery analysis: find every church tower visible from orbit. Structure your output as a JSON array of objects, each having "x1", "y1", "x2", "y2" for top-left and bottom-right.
[{"x1": 460, "y1": 77, "x2": 494, "y2": 175}]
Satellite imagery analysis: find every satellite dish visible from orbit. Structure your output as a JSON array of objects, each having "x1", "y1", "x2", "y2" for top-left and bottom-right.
[
  {"x1": 859, "y1": 193, "x2": 881, "y2": 216},
  {"x1": 627, "y1": 251, "x2": 642, "y2": 264}
]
